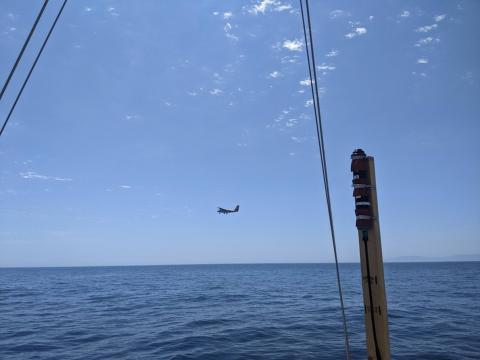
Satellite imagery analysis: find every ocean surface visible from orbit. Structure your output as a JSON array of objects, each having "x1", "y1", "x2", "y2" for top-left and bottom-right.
[{"x1": 1, "y1": 262, "x2": 479, "y2": 359}]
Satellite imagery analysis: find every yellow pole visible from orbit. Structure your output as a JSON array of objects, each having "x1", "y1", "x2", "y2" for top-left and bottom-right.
[{"x1": 351, "y1": 149, "x2": 390, "y2": 360}]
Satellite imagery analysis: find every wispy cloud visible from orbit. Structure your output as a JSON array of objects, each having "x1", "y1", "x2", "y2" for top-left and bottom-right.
[
  {"x1": 329, "y1": 10, "x2": 350, "y2": 19},
  {"x1": 224, "y1": 22, "x2": 239, "y2": 41},
  {"x1": 280, "y1": 55, "x2": 300, "y2": 64},
  {"x1": 400, "y1": 10, "x2": 410, "y2": 18},
  {"x1": 434, "y1": 14, "x2": 446, "y2": 22},
  {"x1": 107, "y1": 6, "x2": 119, "y2": 16},
  {"x1": 275, "y1": 4, "x2": 292, "y2": 12},
  {"x1": 417, "y1": 58, "x2": 429, "y2": 64},
  {"x1": 325, "y1": 49, "x2": 339, "y2": 57},
  {"x1": 269, "y1": 71, "x2": 281, "y2": 78},
  {"x1": 119, "y1": 185, "x2": 131, "y2": 189},
  {"x1": 125, "y1": 114, "x2": 141, "y2": 121},
  {"x1": 291, "y1": 136, "x2": 307, "y2": 143},
  {"x1": 3, "y1": 26, "x2": 16, "y2": 34},
  {"x1": 316, "y1": 63, "x2": 336, "y2": 75},
  {"x1": 416, "y1": 24, "x2": 438, "y2": 33},
  {"x1": 210, "y1": 89, "x2": 223, "y2": 95},
  {"x1": 462, "y1": 71, "x2": 475, "y2": 85},
  {"x1": 283, "y1": 39, "x2": 302, "y2": 51},
  {"x1": 412, "y1": 71, "x2": 427, "y2": 78},
  {"x1": 299, "y1": 79, "x2": 312, "y2": 86},
  {"x1": 285, "y1": 118, "x2": 298, "y2": 128},
  {"x1": 223, "y1": 11, "x2": 233, "y2": 19},
  {"x1": 414, "y1": 37, "x2": 440, "y2": 47},
  {"x1": 20, "y1": 171, "x2": 72, "y2": 182}
]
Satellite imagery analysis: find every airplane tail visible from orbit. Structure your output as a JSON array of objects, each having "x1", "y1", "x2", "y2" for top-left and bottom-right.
[{"x1": 234, "y1": 205, "x2": 239, "y2": 212}]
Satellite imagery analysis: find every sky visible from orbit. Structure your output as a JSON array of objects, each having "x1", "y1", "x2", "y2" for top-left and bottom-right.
[{"x1": 0, "y1": 0, "x2": 478, "y2": 267}]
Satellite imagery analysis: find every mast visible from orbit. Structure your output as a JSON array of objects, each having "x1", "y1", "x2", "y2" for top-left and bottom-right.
[{"x1": 350, "y1": 149, "x2": 391, "y2": 360}]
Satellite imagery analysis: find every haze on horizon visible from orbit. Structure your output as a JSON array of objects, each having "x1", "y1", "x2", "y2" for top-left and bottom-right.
[{"x1": 0, "y1": 0, "x2": 478, "y2": 267}]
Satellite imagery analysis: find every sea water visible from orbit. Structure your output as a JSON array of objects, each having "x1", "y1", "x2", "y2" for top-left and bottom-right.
[{"x1": 1, "y1": 262, "x2": 479, "y2": 359}]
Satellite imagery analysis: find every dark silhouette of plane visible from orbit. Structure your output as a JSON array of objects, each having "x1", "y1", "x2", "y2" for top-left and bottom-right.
[{"x1": 217, "y1": 205, "x2": 239, "y2": 214}]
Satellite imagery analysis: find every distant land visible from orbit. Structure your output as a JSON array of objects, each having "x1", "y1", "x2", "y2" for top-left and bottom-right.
[{"x1": 385, "y1": 254, "x2": 480, "y2": 262}]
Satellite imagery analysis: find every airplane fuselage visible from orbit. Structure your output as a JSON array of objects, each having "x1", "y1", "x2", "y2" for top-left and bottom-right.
[{"x1": 217, "y1": 205, "x2": 239, "y2": 214}]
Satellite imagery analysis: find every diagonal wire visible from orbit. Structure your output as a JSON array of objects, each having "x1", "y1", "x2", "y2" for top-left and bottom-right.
[
  {"x1": 0, "y1": 0, "x2": 68, "y2": 138},
  {"x1": 0, "y1": 0, "x2": 49, "y2": 102},
  {"x1": 299, "y1": 0, "x2": 351, "y2": 358}
]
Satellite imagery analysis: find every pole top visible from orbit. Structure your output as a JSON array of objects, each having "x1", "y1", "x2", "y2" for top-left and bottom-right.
[{"x1": 351, "y1": 148, "x2": 367, "y2": 160}]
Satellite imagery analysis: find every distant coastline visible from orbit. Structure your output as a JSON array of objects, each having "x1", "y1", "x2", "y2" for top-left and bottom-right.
[{"x1": 385, "y1": 254, "x2": 480, "y2": 262}]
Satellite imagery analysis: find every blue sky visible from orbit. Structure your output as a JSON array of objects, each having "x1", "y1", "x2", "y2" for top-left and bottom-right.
[{"x1": 0, "y1": 0, "x2": 478, "y2": 267}]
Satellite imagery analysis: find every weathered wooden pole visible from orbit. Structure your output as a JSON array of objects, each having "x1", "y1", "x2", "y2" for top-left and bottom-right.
[{"x1": 350, "y1": 149, "x2": 390, "y2": 360}]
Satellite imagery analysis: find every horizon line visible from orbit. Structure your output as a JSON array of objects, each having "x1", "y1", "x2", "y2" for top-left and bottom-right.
[{"x1": 1, "y1": 259, "x2": 479, "y2": 269}]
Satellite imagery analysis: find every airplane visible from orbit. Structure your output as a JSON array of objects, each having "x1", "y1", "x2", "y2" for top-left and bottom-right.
[{"x1": 217, "y1": 205, "x2": 239, "y2": 214}]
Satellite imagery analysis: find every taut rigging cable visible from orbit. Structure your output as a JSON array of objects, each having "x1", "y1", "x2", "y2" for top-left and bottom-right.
[
  {"x1": 299, "y1": 1, "x2": 351, "y2": 358},
  {"x1": 0, "y1": 0, "x2": 68, "y2": 138},
  {"x1": 0, "y1": 0, "x2": 49, "y2": 102}
]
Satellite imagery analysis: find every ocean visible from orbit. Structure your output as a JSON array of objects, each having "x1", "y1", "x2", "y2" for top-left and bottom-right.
[{"x1": 1, "y1": 262, "x2": 479, "y2": 359}]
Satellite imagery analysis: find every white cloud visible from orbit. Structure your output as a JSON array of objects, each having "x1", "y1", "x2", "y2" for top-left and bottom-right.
[
  {"x1": 300, "y1": 79, "x2": 312, "y2": 86},
  {"x1": 250, "y1": 0, "x2": 275, "y2": 14},
  {"x1": 20, "y1": 171, "x2": 72, "y2": 182},
  {"x1": 249, "y1": 0, "x2": 291, "y2": 15},
  {"x1": 417, "y1": 58, "x2": 429, "y2": 64},
  {"x1": 283, "y1": 39, "x2": 303, "y2": 51},
  {"x1": 434, "y1": 14, "x2": 446, "y2": 22},
  {"x1": 84, "y1": 7, "x2": 92, "y2": 12},
  {"x1": 416, "y1": 24, "x2": 438, "y2": 33},
  {"x1": 212, "y1": 11, "x2": 219, "y2": 16},
  {"x1": 223, "y1": 11, "x2": 233, "y2": 19},
  {"x1": 269, "y1": 71, "x2": 281, "y2": 78},
  {"x1": 400, "y1": 10, "x2": 410, "y2": 18},
  {"x1": 325, "y1": 49, "x2": 339, "y2": 57},
  {"x1": 119, "y1": 185, "x2": 131, "y2": 189},
  {"x1": 356, "y1": 27, "x2": 367, "y2": 35},
  {"x1": 289, "y1": 152, "x2": 296, "y2": 156},
  {"x1": 345, "y1": 27, "x2": 367, "y2": 39},
  {"x1": 369, "y1": 15, "x2": 374, "y2": 21},
  {"x1": 305, "y1": 99, "x2": 313, "y2": 107},
  {"x1": 329, "y1": 10, "x2": 350, "y2": 19},
  {"x1": 210, "y1": 89, "x2": 223, "y2": 95}
]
